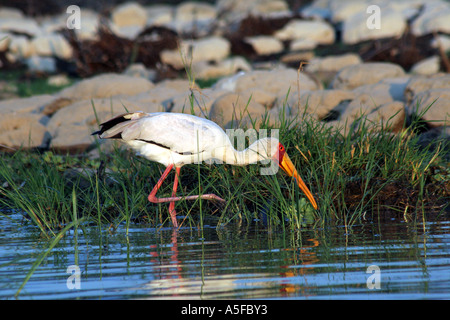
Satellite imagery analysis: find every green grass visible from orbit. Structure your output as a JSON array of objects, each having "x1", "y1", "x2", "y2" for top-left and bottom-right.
[
  {"x1": 0, "y1": 69, "x2": 74, "y2": 98},
  {"x1": 0, "y1": 103, "x2": 448, "y2": 235}
]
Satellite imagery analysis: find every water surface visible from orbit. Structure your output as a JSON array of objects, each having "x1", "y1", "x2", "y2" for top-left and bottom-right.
[{"x1": 0, "y1": 213, "x2": 449, "y2": 299}]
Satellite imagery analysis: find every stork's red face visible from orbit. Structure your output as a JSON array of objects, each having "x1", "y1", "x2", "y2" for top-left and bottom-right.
[{"x1": 273, "y1": 143, "x2": 318, "y2": 210}]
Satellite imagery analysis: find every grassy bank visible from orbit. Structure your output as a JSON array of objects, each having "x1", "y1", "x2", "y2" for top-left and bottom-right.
[{"x1": 1, "y1": 105, "x2": 448, "y2": 235}]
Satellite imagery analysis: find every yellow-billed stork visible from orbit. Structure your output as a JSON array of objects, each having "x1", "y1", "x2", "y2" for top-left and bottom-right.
[{"x1": 93, "y1": 112, "x2": 318, "y2": 227}]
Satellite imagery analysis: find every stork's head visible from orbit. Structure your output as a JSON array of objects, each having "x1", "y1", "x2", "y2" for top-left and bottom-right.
[{"x1": 270, "y1": 140, "x2": 318, "y2": 210}]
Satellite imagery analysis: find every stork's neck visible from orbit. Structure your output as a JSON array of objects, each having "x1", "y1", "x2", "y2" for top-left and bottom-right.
[{"x1": 214, "y1": 138, "x2": 274, "y2": 166}]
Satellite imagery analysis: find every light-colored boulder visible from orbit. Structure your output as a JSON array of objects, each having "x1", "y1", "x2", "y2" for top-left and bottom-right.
[
  {"x1": 47, "y1": 97, "x2": 148, "y2": 152},
  {"x1": 329, "y1": 0, "x2": 367, "y2": 23},
  {"x1": 409, "y1": 89, "x2": 450, "y2": 127},
  {"x1": 31, "y1": 33, "x2": 73, "y2": 59},
  {"x1": 340, "y1": 93, "x2": 396, "y2": 123},
  {"x1": 0, "y1": 17, "x2": 41, "y2": 37},
  {"x1": 160, "y1": 36, "x2": 230, "y2": 69},
  {"x1": 145, "y1": 5, "x2": 174, "y2": 26},
  {"x1": 365, "y1": 101, "x2": 406, "y2": 132},
  {"x1": 410, "y1": 56, "x2": 441, "y2": 75},
  {"x1": 0, "y1": 7, "x2": 24, "y2": 19},
  {"x1": 411, "y1": 1, "x2": 450, "y2": 36},
  {"x1": 378, "y1": 76, "x2": 411, "y2": 102},
  {"x1": 0, "y1": 94, "x2": 54, "y2": 114},
  {"x1": 122, "y1": 63, "x2": 157, "y2": 81},
  {"x1": 274, "y1": 19, "x2": 335, "y2": 45},
  {"x1": 289, "y1": 38, "x2": 318, "y2": 51},
  {"x1": 74, "y1": 10, "x2": 101, "y2": 40},
  {"x1": 306, "y1": 53, "x2": 362, "y2": 73},
  {"x1": 331, "y1": 63, "x2": 405, "y2": 90},
  {"x1": 277, "y1": 89, "x2": 356, "y2": 120},
  {"x1": 175, "y1": 2, "x2": 216, "y2": 20},
  {"x1": 170, "y1": 88, "x2": 228, "y2": 116},
  {"x1": 0, "y1": 113, "x2": 50, "y2": 149},
  {"x1": 192, "y1": 56, "x2": 252, "y2": 79},
  {"x1": 209, "y1": 92, "x2": 267, "y2": 128},
  {"x1": 111, "y1": 2, "x2": 147, "y2": 27},
  {"x1": 8, "y1": 35, "x2": 35, "y2": 58},
  {"x1": 233, "y1": 67, "x2": 320, "y2": 97},
  {"x1": 216, "y1": 0, "x2": 289, "y2": 21},
  {"x1": 56, "y1": 73, "x2": 154, "y2": 100},
  {"x1": 404, "y1": 74, "x2": 450, "y2": 104},
  {"x1": 342, "y1": 10, "x2": 406, "y2": 44},
  {"x1": 244, "y1": 36, "x2": 284, "y2": 55}
]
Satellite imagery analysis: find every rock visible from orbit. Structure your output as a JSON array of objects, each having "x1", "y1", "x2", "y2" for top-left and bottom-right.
[
  {"x1": 232, "y1": 67, "x2": 320, "y2": 97},
  {"x1": 0, "y1": 113, "x2": 50, "y2": 150},
  {"x1": 111, "y1": 24, "x2": 144, "y2": 40},
  {"x1": 274, "y1": 19, "x2": 335, "y2": 45},
  {"x1": 301, "y1": 1, "x2": 332, "y2": 20},
  {"x1": 160, "y1": 36, "x2": 231, "y2": 69},
  {"x1": 278, "y1": 89, "x2": 356, "y2": 120},
  {"x1": 47, "y1": 97, "x2": 147, "y2": 152},
  {"x1": 25, "y1": 56, "x2": 57, "y2": 73},
  {"x1": 340, "y1": 93, "x2": 396, "y2": 123},
  {"x1": 191, "y1": 56, "x2": 252, "y2": 79},
  {"x1": 289, "y1": 38, "x2": 318, "y2": 51},
  {"x1": 378, "y1": 76, "x2": 411, "y2": 102},
  {"x1": 244, "y1": 36, "x2": 284, "y2": 55},
  {"x1": 306, "y1": 53, "x2": 362, "y2": 73},
  {"x1": 47, "y1": 74, "x2": 71, "y2": 87},
  {"x1": 111, "y1": 2, "x2": 147, "y2": 27},
  {"x1": 404, "y1": 74, "x2": 450, "y2": 104},
  {"x1": 123, "y1": 63, "x2": 157, "y2": 81},
  {"x1": 331, "y1": 63, "x2": 405, "y2": 90},
  {"x1": 239, "y1": 88, "x2": 277, "y2": 108},
  {"x1": 410, "y1": 56, "x2": 441, "y2": 75},
  {"x1": 56, "y1": 73, "x2": 155, "y2": 100},
  {"x1": 170, "y1": 87, "x2": 228, "y2": 116},
  {"x1": 411, "y1": 1, "x2": 450, "y2": 36},
  {"x1": 217, "y1": 0, "x2": 289, "y2": 21},
  {"x1": 8, "y1": 35, "x2": 35, "y2": 58},
  {"x1": 74, "y1": 9, "x2": 101, "y2": 40},
  {"x1": 342, "y1": 9, "x2": 406, "y2": 44},
  {"x1": 145, "y1": 5, "x2": 174, "y2": 26},
  {"x1": 0, "y1": 7, "x2": 24, "y2": 19},
  {"x1": 409, "y1": 89, "x2": 450, "y2": 127},
  {"x1": 0, "y1": 94, "x2": 54, "y2": 114},
  {"x1": 125, "y1": 79, "x2": 194, "y2": 109},
  {"x1": 365, "y1": 101, "x2": 406, "y2": 132},
  {"x1": 31, "y1": 33, "x2": 72, "y2": 59},
  {"x1": 329, "y1": 0, "x2": 367, "y2": 23},
  {"x1": 431, "y1": 34, "x2": 450, "y2": 53},
  {"x1": 171, "y1": 1, "x2": 217, "y2": 34},
  {"x1": 0, "y1": 17, "x2": 41, "y2": 37},
  {"x1": 352, "y1": 83, "x2": 397, "y2": 103},
  {"x1": 209, "y1": 92, "x2": 267, "y2": 128}
]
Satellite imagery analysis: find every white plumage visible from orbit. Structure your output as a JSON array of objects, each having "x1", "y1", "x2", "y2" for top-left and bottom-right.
[{"x1": 93, "y1": 111, "x2": 317, "y2": 227}]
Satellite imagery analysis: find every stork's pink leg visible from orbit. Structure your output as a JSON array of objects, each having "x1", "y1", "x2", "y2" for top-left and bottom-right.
[
  {"x1": 168, "y1": 167, "x2": 181, "y2": 227},
  {"x1": 148, "y1": 165, "x2": 226, "y2": 227}
]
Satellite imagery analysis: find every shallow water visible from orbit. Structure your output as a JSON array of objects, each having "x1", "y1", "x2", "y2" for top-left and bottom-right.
[{"x1": 0, "y1": 213, "x2": 449, "y2": 300}]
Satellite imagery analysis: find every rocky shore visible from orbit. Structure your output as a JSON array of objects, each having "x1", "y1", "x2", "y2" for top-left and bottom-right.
[{"x1": 0, "y1": 0, "x2": 449, "y2": 153}]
